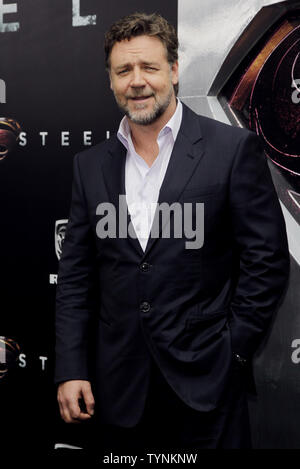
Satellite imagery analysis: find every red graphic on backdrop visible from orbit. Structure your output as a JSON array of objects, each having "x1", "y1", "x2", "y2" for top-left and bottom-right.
[
  {"x1": 0, "y1": 117, "x2": 22, "y2": 161},
  {"x1": 249, "y1": 25, "x2": 300, "y2": 177},
  {"x1": 0, "y1": 337, "x2": 20, "y2": 380},
  {"x1": 223, "y1": 14, "x2": 300, "y2": 225}
]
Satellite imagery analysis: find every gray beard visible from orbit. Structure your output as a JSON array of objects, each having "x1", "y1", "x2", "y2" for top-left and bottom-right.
[{"x1": 118, "y1": 88, "x2": 174, "y2": 126}]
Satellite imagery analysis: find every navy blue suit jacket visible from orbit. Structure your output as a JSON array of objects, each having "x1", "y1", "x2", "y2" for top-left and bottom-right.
[{"x1": 55, "y1": 103, "x2": 289, "y2": 426}]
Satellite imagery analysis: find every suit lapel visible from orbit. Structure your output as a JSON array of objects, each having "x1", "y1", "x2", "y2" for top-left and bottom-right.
[
  {"x1": 100, "y1": 137, "x2": 125, "y2": 206},
  {"x1": 100, "y1": 137, "x2": 145, "y2": 257},
  {"x1": 99, "y1": 103, "x2": 205, "y2": 259},
  {"x1": 144, "y1": 104, "x2": 205, "y2": 256}
]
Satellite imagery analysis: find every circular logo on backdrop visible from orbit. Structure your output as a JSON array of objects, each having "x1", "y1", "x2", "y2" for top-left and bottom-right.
[
  {"x1": 222, "y1": 14, "x2": 300, "y2": 229},
  {"x1": 55, "y1": 220, "x2": 68, "y2": 260},
  {"x1": 249, "y1": 26, "x2": 300, "y2": 179},
  {"x1": 0, "y1": 117, "x2": 22, "y2": 161},
  {"x1": 0, "y1": 337, "x2": 21, "y2": 380}
]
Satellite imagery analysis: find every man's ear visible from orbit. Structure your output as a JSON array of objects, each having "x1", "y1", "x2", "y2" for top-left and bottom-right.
[{"x1": 171, "y1": 61, "x2": 179, "y2": 86}]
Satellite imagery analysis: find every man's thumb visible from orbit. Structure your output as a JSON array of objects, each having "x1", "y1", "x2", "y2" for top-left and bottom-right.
[{"x1": 82, "y1": 383, "x2": 95, "y2": 415}]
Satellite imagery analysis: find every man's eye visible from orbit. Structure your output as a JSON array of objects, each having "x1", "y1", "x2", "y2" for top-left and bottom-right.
[{"x1": 118, "y1": 70, "x2": 128, "y2": 75}]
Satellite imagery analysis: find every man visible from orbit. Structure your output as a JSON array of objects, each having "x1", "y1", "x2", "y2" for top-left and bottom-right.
[{"x1": 55, "y1": 12, "x2": 290, "y2": 450}]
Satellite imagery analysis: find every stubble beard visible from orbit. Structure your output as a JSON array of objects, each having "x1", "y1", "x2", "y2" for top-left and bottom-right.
[{"x1": 115, "y1": 86, "x2": 174, "y2": 126}]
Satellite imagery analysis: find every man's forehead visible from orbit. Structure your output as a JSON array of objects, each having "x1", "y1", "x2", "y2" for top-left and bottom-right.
[{"x1": 110, "y1": 35, "x2": 167, "y2": 63}]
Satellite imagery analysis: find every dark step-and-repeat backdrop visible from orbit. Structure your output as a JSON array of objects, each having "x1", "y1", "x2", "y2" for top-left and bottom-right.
[
  {"x1": 0, "y1": 0, "x2": 299, "y2": 453},
  {"x1": 0, "y1": 0, "x2": 178, "y2": 454}
]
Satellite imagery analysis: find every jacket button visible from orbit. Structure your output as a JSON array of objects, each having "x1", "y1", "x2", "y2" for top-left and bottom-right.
[
  {"x1": 140, "y1": 302, "x2": 151, "y2": 313},
  {"x1": 140, "y1": 262, "x2": 150, "y2": 272}
]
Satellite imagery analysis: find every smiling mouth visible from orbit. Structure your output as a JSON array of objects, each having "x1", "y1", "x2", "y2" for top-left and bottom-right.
[{"x1": 129, "y1": 95, "x2": 153, "y2": 101}]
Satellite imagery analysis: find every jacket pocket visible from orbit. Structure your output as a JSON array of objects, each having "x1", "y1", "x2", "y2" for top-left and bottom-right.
[
  {"x1": 181, "y1": 184, "x2": 225, "y2": 199},
  {"x1": 187, "y1": 307, "x2": 229, "y2": 322},
  {"x1": 98, "y1": 314, "x2": 112, "y2": 327}
]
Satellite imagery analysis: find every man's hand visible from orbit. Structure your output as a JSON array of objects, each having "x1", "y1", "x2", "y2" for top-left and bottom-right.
[{"x1": 57, "y1": 380, "x2": 95, "y2": 423}]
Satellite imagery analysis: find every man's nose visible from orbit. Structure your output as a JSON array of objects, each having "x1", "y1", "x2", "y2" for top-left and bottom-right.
[{"x1": 130, "y1": 67, "x2": 146, "y2": 87}]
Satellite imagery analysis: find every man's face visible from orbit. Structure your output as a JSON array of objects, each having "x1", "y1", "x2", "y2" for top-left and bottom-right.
[{"x1": 109, "y1": 35, "x2": 178, "y2": 125}]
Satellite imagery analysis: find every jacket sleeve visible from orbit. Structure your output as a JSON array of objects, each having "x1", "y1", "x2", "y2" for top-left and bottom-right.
[
  {"x1": 228, "y1": 131, "x2": 290, "y2": 359},
  {"x1": 55, "y1": 153, "x2": 97, "y2": 384}
]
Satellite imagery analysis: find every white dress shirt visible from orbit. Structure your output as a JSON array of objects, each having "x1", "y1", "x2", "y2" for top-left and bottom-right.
[{"x1": 117, "y1": 99, "x2": 183, "y2": 251}]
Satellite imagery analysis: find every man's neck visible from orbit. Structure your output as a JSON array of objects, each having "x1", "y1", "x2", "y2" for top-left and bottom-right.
[{"x1": 128, "y1": 96, "x2": 177, "y2": 156}]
